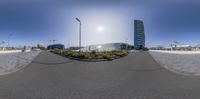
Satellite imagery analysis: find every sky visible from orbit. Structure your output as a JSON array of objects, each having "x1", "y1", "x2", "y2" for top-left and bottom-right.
[{"x1": 0, "y1": 0, "x2": 200, "y2": 47}]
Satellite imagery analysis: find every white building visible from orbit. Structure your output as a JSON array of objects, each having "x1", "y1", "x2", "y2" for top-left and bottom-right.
[{"x1": 82, "y1": 43, "x2": 133, "y2": 52}]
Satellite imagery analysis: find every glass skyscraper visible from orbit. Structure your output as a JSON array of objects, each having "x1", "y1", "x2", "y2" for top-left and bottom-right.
[{"x1": 134, "y1": 20, "x2": 145, "y2": 50}]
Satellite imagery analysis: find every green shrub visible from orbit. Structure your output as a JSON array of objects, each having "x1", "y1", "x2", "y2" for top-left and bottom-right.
[
  {"x1": 102, "y1": 53, "x2": 113, "y2": 60},
  {"x1": 71, "y1": 52, "x2": 80, "y2": 58},
  {"x1": 112, "y1": 50, "x2": 128, "y2": 57},
  {"x1": 82, "y1": 52, "x2": 92, "y2": 59},
  {"x1": 51, "y1": 49, "x2": 128, "y2": 60},
  {"x1": 51, "y1": 48, "x2": 62, "y2": 55}
]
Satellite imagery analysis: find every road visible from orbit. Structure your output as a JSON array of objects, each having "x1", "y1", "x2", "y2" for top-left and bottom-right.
[{"x1": 0, "y1": 51, "x2": 200, "y2": 99}]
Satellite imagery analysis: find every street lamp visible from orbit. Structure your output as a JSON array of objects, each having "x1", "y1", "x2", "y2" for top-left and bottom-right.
[
  {"x1": 76, "y1": 18, "x2": 82, "y2": 52},
  {"x1": 125, "y1": 38, "x2": 128, "y2": 50}
]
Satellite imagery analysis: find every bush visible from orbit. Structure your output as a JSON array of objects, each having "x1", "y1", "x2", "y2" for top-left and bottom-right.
[
  {"x1": 111, "y1": 50, "x2": 128, "y2": 57},
  {"x1": 51, "y1": 48, "x2": 62, "y2": 55},
  {"x1": 71, "y1": 52, "x2": 80, "y2": 58},
  {"x1": 51, "y1": 49, "x2": 128, "y2": 60},
  {"x1": 102, "y1": 53, "x2": 113, "y2": 60},
  {"x1": 82, "y1": 52, "x2": 92, "y2": 59}
]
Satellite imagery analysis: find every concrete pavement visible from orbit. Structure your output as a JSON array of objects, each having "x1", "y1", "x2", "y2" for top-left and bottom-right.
[{"x1": 0, "y1": 51, "x2": 200, "y2": 99}]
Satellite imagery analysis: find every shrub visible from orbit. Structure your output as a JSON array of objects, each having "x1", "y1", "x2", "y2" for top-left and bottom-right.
[
  {"x1": 51, "y1": 49, "x2": 128, "y2": 60},
  {"x1": 102, "y1": 53, "x2": 113, "y2": 60},
  {"x1": 82, "y1": 52, "x2": 92, "y2": 59},
  {"x1": 112, "y1": 50, "x2": 128, "y2": 57},
  {"x1": 51, "y1": 48, "x2": 62, "y2": 55},
  {"x1": 71, "y1": 52, "x2": 80, "y2": 58}
]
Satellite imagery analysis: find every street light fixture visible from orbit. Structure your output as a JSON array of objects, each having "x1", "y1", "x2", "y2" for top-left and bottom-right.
[{"x1": 76, "y1": 18, "x2": 82, "y2": 52}]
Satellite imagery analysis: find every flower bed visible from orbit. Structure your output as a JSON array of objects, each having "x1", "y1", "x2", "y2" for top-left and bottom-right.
[{"x1": 51, "y1": 49, "x2": 128, "y2": 61}]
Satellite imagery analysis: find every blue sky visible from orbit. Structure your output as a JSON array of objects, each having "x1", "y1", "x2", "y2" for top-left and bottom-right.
[{"x1": 0, "y1": 0, "x2": 200, "y2": 47}]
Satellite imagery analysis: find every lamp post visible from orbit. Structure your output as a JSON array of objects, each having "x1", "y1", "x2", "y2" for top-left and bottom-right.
[
  {"x1": 76, "y1": 18, "x2": 82, "y2": 52},
  {"x1": 125, "y1": 38, "x2": 128, "y2": 50},
  {"x1": 171, "y1": 40, "x2": 173, "y2": 51}
]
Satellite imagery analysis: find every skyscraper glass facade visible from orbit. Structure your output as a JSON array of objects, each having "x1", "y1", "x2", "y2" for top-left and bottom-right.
[{"x1": 134, "y1": 20, "x2": 145, "y2": 50}]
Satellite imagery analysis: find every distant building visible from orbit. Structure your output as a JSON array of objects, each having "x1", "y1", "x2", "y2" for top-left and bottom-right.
[
  {"x1": 37, "y1": 44, "x2": 45, "y2": 50},
  {"x1": 134, "y1": 20, "x2": 145, "y2": 50},
  {"x1": 68, "y1": 46, "x2": 83, "y2": 51},
  {"x1": 150, "y1": 44, "x2": 193, "y2": 51},
  {"x1": 82, "y1": 43, "x2": 133, "y2": 52},
  {"x1": 172, "y1": 44, "x2": 192, "y2": 51},
  {"x1": 174, "y1": 45, "x2": 191, "y2": 48},
  {"x1": 47, "y1": 44, "x2": 65, "y2": 50}
]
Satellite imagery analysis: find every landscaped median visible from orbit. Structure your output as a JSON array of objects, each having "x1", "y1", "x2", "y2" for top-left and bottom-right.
[{"x1": 51, "y1": 49, "x2": 129, "y2": 61}]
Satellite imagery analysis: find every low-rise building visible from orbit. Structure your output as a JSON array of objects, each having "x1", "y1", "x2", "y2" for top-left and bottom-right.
[
  {"x1": 82, "y1": 42, "x2": 133, "y2": 52},
  {"x1": 47, "y1": 44, "x2": 65, "y2": 50}
]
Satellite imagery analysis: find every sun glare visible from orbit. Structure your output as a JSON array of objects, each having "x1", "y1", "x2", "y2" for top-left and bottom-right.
[{"x1": 97, "y1": 26, "x2": 103, "y2": 32}]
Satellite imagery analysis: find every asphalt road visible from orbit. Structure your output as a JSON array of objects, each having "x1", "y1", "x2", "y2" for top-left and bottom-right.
[{"x1": 0, "y1": 51, "x2": 200, "y2": 99}]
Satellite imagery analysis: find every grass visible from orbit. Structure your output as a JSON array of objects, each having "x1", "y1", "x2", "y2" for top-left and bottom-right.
[{"x1": 51, "y1": 49, "x2": 128, "y2": 61}]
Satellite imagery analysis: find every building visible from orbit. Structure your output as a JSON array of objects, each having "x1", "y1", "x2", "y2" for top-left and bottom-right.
[
  {"x1": 134, "y1": 20, "x2": 145, "y2": 50},
  {"x1": 172, "y1": 44, "x2": 192, "y2": 51},
  {"x1": 37, "y1": 44, "x2": 45, "y2": 50},
  {"x1": 149, "y1": 44, "x2": 192, "y2": 51},
  {"x1": 82, "y1": 43, "x2": 133, "y2": 52},
  {"x1": 47, "y1": 44, "x2": 65, "y2": 50}
]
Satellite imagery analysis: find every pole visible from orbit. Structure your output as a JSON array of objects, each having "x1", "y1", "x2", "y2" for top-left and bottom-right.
[
  {"x1": 125, "y1": 38, "x2": 128, "y2": 50},
  {"x1": 79, "y1": 22, "x2": 81, "y2": 52},
  {"x1": 68, "y1": 41, "x2": 70, "y2": 48},
  {"x1": 171, "y1": 40, "x2": 173, "y2": 51},
  {"x1": 76, "y1": 18, "x2": 82, "y2": 52}
]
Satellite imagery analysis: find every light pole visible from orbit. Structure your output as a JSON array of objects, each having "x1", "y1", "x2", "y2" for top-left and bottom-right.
[
  {"x1": 76, "y1": 18, "x2": 81, "y2": 52},
  {"x1": 125, "y1": 38, "x2": 128, "y2": 50},
  {"x1": 171, "y1": 40, "x2": 173, "y2": 51}
]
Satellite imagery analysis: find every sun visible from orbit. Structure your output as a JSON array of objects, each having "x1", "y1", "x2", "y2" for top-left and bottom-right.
[{"x1": 97, "y1": 26, "x2": 103, "y2": 32}]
